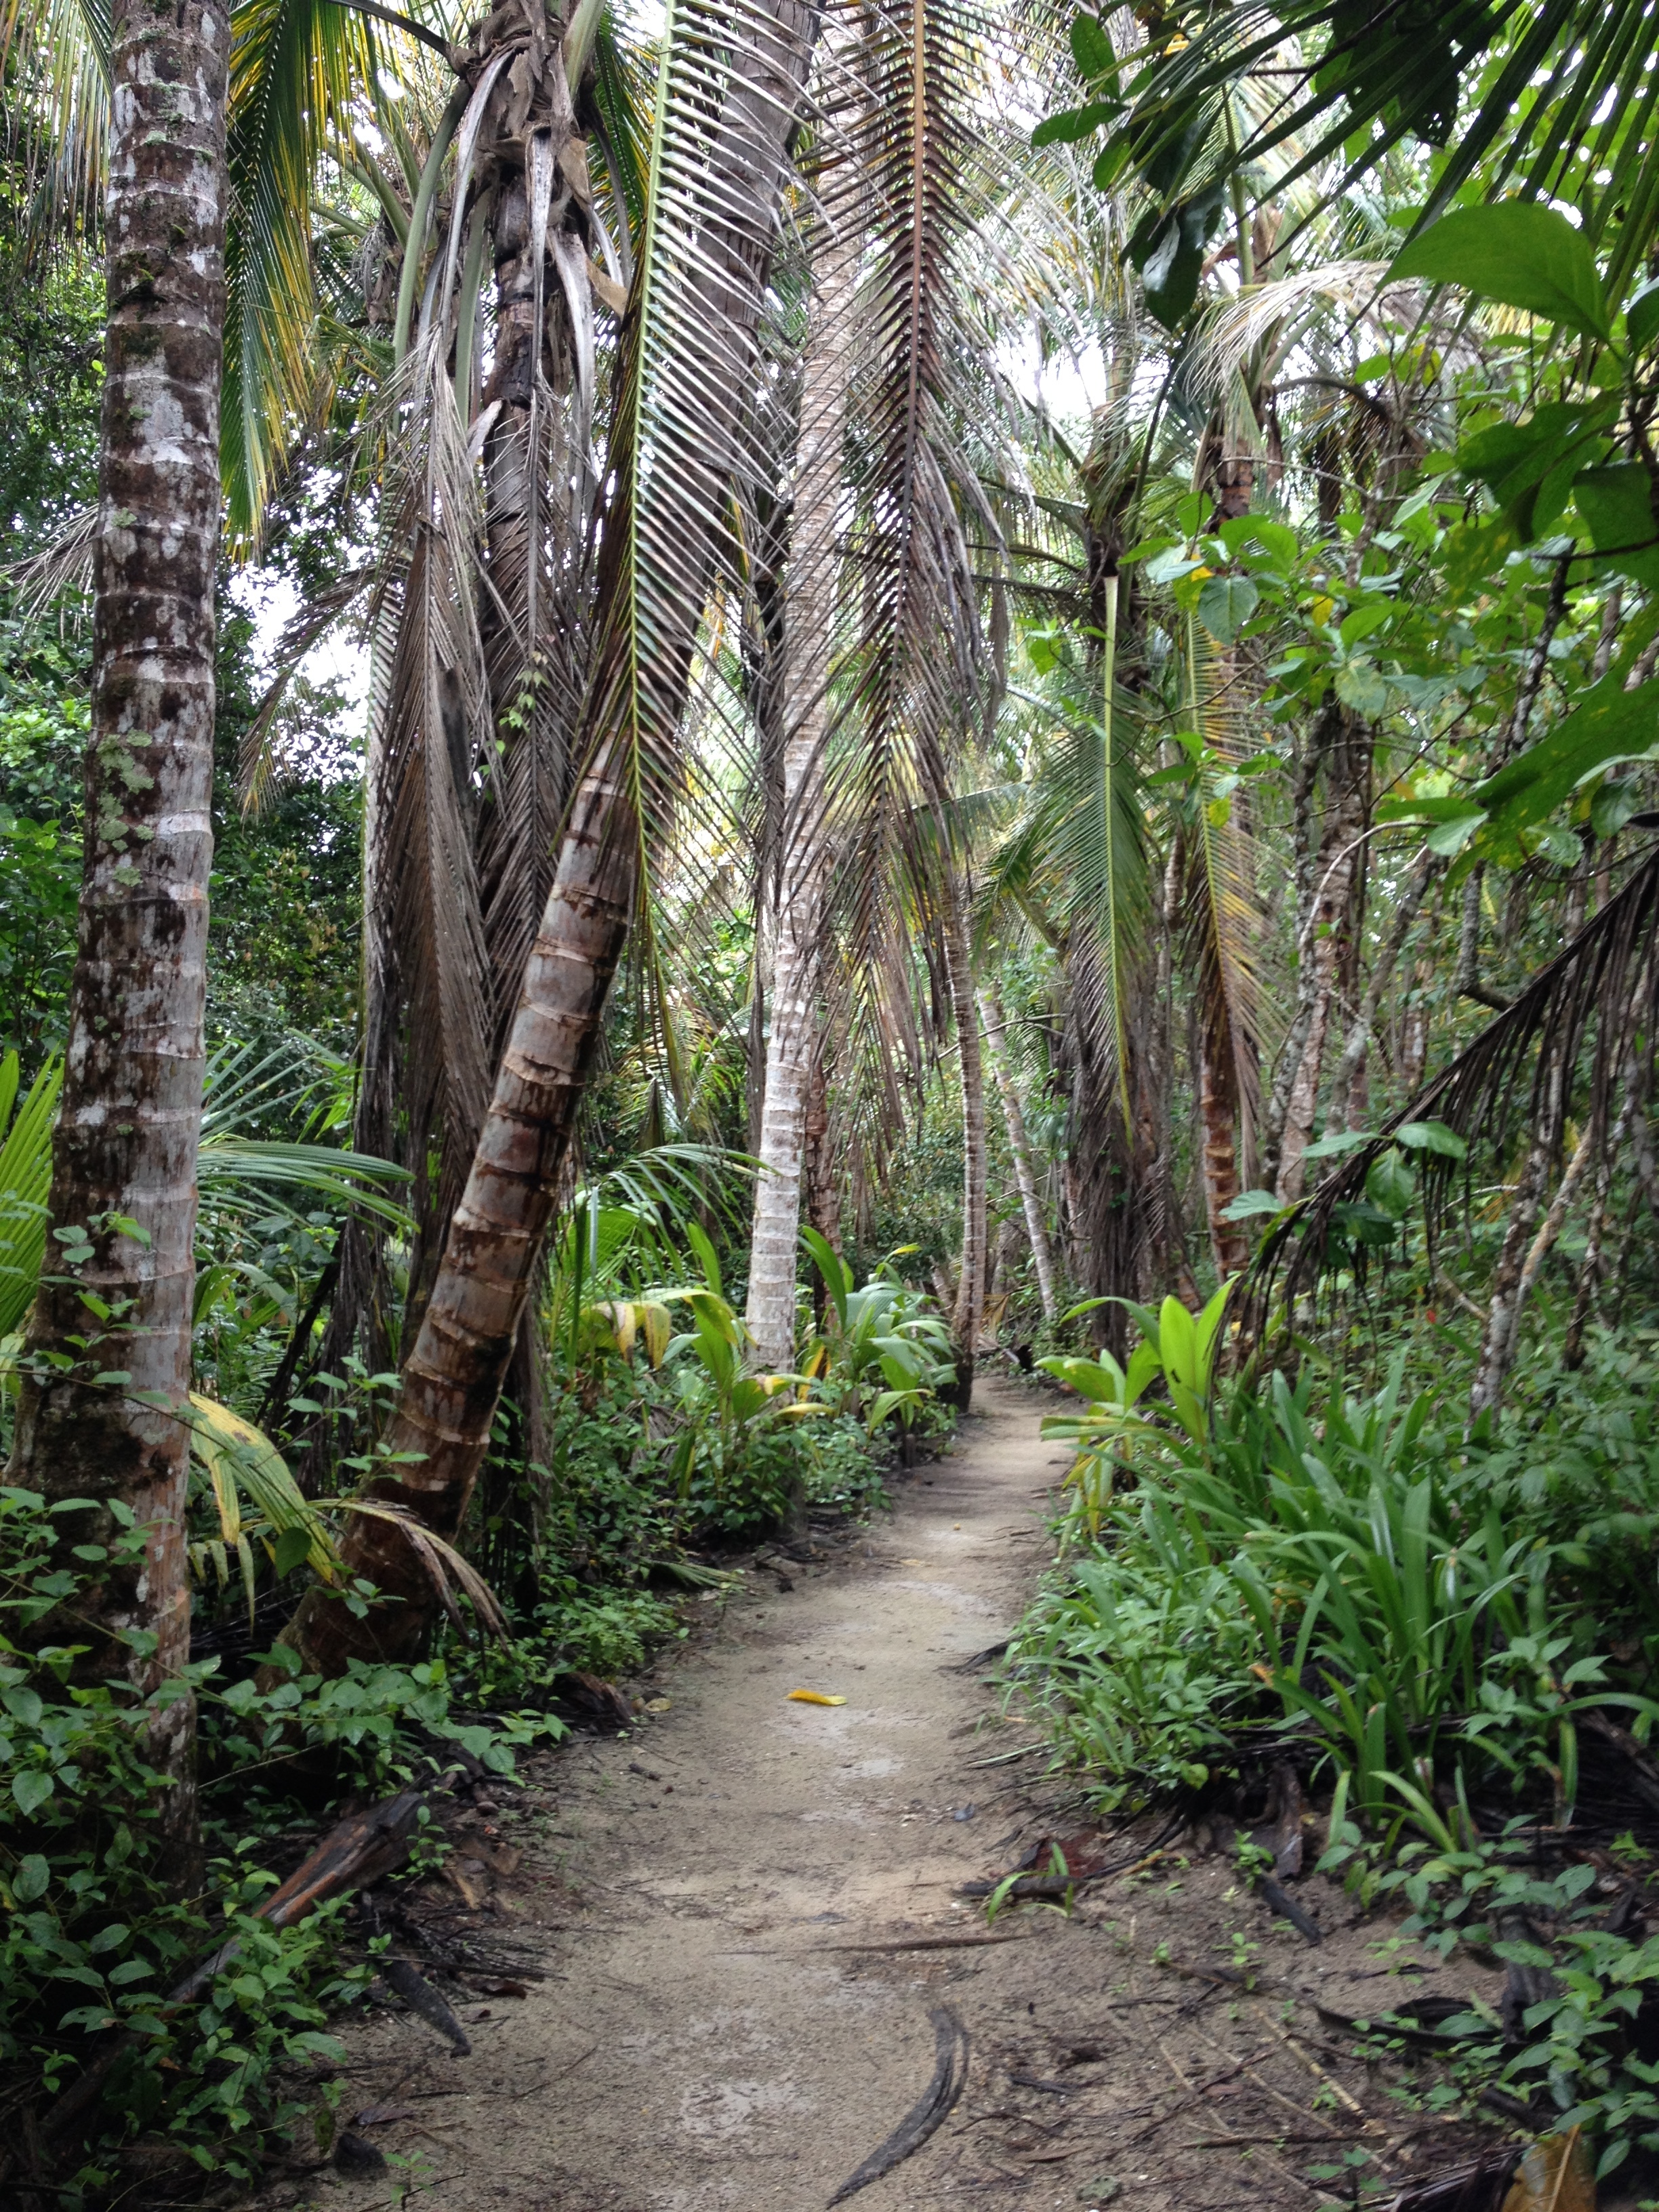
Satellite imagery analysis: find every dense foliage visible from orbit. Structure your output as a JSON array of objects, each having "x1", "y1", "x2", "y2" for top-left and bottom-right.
[{"x1": 9, "y1": 0, "x2": 1659, "y2": 2192}]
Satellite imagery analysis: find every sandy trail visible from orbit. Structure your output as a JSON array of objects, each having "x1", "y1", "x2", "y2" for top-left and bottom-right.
[{"x1": 292, "y1": 1378, "x2": 1510, "y2": 2212}]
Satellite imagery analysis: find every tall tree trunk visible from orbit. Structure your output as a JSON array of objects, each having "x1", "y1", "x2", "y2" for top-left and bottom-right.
[
  {"x1": 1275, "y1": 703, "x2": 1370, "y2": 1201},
  {"x1": 802, "y1": 1039, "x2": 842, "y2": 1252},
  {"x1": 1199, "y1": 1039, "x2": 1250, "y2": 1279},
  {"x1": 744, "y1": 215, "x2": 858, "y2": 1370},
  {"x1": 1326, "y1": 847, "x2": 1439, "y2": 1132},
  {"x1": 276, "y1": 0, "x2": 819, "y2": 1676},
  {"x1": 946, "y1": 881, "x2": 985, "y2": 1403},
  {"x1": 978, "y1": 987, "x2": 1057, "y2": 1322},
  {"x1": 7, "y1": 0, "x2": 230, "y2": 1868}
]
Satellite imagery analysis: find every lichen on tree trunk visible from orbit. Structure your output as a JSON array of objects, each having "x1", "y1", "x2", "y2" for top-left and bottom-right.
[{"x1": 7, "y1": 0, "x2": 231, "y2": 1870}]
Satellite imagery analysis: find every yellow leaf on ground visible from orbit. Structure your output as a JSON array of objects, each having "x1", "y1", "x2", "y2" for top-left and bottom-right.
[{"x1": 787, "y1": 1690, "x2": 846, "y2": 1706}]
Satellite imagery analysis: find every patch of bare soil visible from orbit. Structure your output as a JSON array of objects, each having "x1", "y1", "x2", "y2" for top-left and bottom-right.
[{"x1": 252, "y1": 1380, "x2": 1538, "y2": 2212}]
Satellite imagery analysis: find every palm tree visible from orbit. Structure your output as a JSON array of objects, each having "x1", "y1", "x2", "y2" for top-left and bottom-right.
[
  {"x1": 744, "y1": 204, "x2": 860, "y2": 1372},
  {"x1": 274, "y1": 0, "x2": 823, "y2": 1673},
  {"x1": 6, "y1": 0, "x2": 231, "y2": 1865}
]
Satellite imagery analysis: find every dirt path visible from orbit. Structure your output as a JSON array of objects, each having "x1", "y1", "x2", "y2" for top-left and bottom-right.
[{"x1": 287, "y1": 1380, "x2": 1513, "y2": 2212}]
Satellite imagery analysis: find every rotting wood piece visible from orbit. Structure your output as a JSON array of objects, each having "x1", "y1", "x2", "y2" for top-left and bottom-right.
[{"x1": 827, "y1": 2005, "x2": 970, "y2": 2205}]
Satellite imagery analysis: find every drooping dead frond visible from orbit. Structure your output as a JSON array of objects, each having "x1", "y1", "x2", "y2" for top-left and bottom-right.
[
  {"x1": 1256, "y1": 844, "x2": 1659, "y2": 1312},
  {"x1": 5, "y1": 499, "x2": 96, "y2": 616},
  {"x1": 364, "y1": 331, "x2": 494, "y2": 1209},
  {"x1": 1183, "y1": 619, "x2": 1279, "y2": 1185}
]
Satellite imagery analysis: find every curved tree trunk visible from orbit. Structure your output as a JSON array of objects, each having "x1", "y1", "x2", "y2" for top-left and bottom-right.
[
  {"x1": 745, "y1": 216, "x2": 859, "y2": 1370},
  {"x1": 946, "y1": 880, "x2": 986, "y2": 1402},
  {"x1": 277, "y1": 0, "x2": 819, "y2": 1676},
  {"x1": 977, "y1": 987, "x2": 1057, "y2": 1322},
  {"x1": 7, "y1": 0, "x2": 230, "y2": 1868}
]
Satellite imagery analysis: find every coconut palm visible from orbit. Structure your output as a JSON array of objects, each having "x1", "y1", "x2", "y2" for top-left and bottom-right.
[
  {"x1": 273, "y1": 0, "x2": 824, "y2": 1673},
  {"x1": 5, "y1": 0, "x2": 232, "y2": 1866}
]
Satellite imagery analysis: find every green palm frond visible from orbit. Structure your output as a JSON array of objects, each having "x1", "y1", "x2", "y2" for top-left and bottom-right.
[
  {"x1": 1095, "y1": 0, "x2": 1659, "y2": 289},
  {"x1": 0, "y1": 1051, "x2": 62, "y2": 1339},
  {"x1": 0, "y1": 0, "x2": 109, "y2": 249},
  {"x1": 223, "y1": 0, "x2": 391, "y2": 550}
]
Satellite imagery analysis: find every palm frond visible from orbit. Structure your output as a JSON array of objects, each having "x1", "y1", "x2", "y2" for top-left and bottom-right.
[
  {"x1": 1183, "y1": 619, "x2": 1278, "y2": 1180},
  {"x1": 0, "y1": 0, "x2": 109, "y2": 251},
  {"x1": 1099, "y1": 0, "x2": 1656, "y2": 272},
  {"x1": 1258, "y1": 844, "x2": 1659, "y2": 1309},
  {"x1": 223, "y1": 0, "x2": 388, "y2": 550}
]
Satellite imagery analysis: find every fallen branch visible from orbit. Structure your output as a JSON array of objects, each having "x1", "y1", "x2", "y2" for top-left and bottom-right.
[
  {"x1": 827, "y1": 2005, "x2": 970, "y2": 2205},
  {"x1": 32, "y1": 1759, "x2": 475, "y2": 2158}
]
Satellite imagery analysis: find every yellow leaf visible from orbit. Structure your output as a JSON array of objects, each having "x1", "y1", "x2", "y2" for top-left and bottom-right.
[{"x1": 787, "y1": 1689, "x2": 846, "y2": 1706}]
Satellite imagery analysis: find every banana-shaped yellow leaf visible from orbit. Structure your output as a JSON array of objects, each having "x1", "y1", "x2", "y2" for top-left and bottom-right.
[{"x1": 186, "y1": 1393, "x2": 338, "y2": 1582}]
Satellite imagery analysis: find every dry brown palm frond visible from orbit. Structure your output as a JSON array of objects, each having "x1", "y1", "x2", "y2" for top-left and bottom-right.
[
  {"x1": 5, "y1": 499, "x2": 96, "y2": 617},
  {"x1": 1182, "y1": 619, "x2": 1281, "y2": 1183},
  {"x1": 1255, "y1": 844, "x2": 1659, "y2": 1315},
  {"x1": 364, "y1": 331, "x2": 494, "y2": 1209},
  {"x1": 323, "y1": 1498, "x2": 510, "y2": 1641}
]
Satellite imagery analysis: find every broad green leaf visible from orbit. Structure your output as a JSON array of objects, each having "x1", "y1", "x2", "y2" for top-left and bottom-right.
[
  {"x1": 13, "y1": 1769, "x2": 53, "y2": 1816},
  {"x1": 1574, "y1": 463, "x2": 1659, "y2": 587},
  {"x1": 3, "y1": 1685, "x2": 43, "y2": 1727},
  {"x1": 1396, "y1": 1121, "x2": 1467, "y2": 1160},
  {"x1": 1221, "y1": 1189, "x2": 1284, "y2": 1219},
  {"x1": 1474, "y1": 673, "x2": 1659, "y2": 850},
  {"x1": 1627, "y1": 278, "x2": 1659, "y2": 355},
  {"x1": 1032, "y1": 98, "x2": 1121, "y2": 148},
  {"x1": 1303, "y1": 1128, "x2": 1374, "y2": 1161},
  {"x1": 12, "y1": 1853, "x2": 49, "y2": 1902},
  {"x1": 1070, "y1": 11, "x2": 1115, "y2": 79},
  {"x1": 1334, "y1": 659, "x2": 1388, "y2": 717},
  {"x1": 1196, "y1": 573, "x2": 1258, "y2": 643},
  {"x1": 1457, "y1": 401, "x2": 1616, "y2": 539},
  {"x1": 1332, "y1": 1200, "x2": 1399, "y2": 1248},
  {"x1": 1366, "y1": 1149, "x2": 1416, "y2": 1219},
  {"x1": 1387, "y1": 203, "x2": 1614, "y2": 344}
]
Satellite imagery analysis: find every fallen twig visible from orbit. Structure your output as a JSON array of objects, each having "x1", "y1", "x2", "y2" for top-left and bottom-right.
[
  {"x1": 827, "y1": 2005, "x2": 970, "y2": 2205},
  {"x1": 821, "y1": 1933, "x2": 1027, "y2": 1952}
]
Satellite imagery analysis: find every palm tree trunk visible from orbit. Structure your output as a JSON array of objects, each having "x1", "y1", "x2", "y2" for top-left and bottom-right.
[
  {"x1": 1199, "y1": 1040, "x2": 1250, "y2": 1279},
  {"x1": 745, "y1": 216, "x2": 859, "y2": 1370},
  {"x1": 276, "y1": 0, "x2": 819, "y2": 1675},
  {"x1": 946, "y1": 881, "x2": 986, "y2": 1402},
  {"x1": 977, "y1": 988, "x2": 1057, "y2": 1322},
  {"x1": 7, "y1": 0, "x2": 230, "y2": 1866}
]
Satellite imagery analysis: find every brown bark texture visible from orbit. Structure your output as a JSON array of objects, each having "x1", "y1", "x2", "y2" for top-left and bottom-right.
[
  {"x1": 278, "y1": 0, "x2": 819, "y2": 1675},
  {"x1": 8, "y1": 0, "x2": 230, "y2": 1840}
]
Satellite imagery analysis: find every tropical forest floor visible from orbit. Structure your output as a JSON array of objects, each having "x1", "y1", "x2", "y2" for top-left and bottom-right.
[{"x1": 249, "y1": 1379, "x2": 1558, "y2": 2212}]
